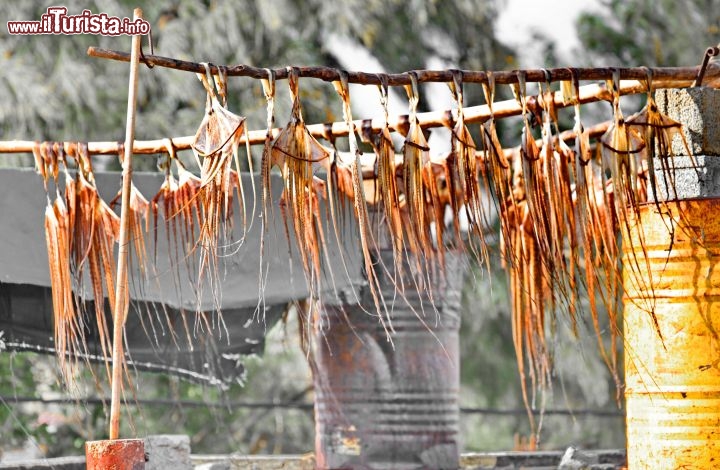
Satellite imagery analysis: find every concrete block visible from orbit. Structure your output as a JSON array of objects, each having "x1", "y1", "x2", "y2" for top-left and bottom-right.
[
  {"x1": 655, "y1": 88, "x2": 720, "y2": 156},
  {"x1": 144, "y1": 435, "x2": 192, "y2": 470},
  {"x1": 192, "y1": 455, "x2": 314, "y2": 469},
  {"x1": 0, "y1": 456, "x2": 85, "y2": 470},
  {"x1": 194, "y1": 462, "x2": 230, "y2": 470},
  {"x1": 559, "y1": 446, "x2": 599, "y2": 469},
  {"x1": 460, "y1": 449, "x2": 626, "y2": 469},
  {"x1": 648, "y1": 155, "x2": 720, "y2": 201}
]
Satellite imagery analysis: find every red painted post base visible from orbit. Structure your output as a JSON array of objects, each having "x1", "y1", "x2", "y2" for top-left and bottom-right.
[{"x1": 85, "y1": 438, "x2": 145, "y2": 470}]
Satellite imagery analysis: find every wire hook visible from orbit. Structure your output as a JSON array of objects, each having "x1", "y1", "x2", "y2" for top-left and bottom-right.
[
  {"x1": 288, "y1": 66, "x2": 302, "y2": 123},
  {"x1": 693, "y1": 46, "x2": 719, "y2": 87},
  {"x1": 405, "y1": 71, "x2": 420, "y2": 119},
  {"x1": 261, "y1": 68, "x2": 276, "y2": 136},
  {"x1": 482, "y1": 71, "x2": 496, "y2": 117},
  {"x1": 213, "y1": 65, "x2": 228, "y2": 107},
  {"x1": 375, "y1": 73, "x2": 390, "y2": 125}
]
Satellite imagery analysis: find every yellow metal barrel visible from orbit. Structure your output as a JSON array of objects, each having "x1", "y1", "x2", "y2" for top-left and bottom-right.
[{"x1": 623, "y1": 199, "x2": 720, "y2": 469}]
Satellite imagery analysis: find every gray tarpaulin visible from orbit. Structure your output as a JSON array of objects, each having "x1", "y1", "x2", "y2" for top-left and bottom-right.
[{"x1": 0, "y1": 168, "x2": 361, "y2": 384}]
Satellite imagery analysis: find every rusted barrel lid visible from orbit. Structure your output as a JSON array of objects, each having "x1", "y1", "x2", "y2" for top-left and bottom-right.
[{"x1": 85, "y1": 438, "x2": 145, "y2": 470}]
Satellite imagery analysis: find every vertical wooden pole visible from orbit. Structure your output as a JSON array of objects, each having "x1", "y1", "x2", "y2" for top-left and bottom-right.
[{"x1": 108, "y1": 7, "x2": 143, "y2": 441}]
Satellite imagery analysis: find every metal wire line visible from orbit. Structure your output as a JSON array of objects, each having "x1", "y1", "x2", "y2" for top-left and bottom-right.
[{"x1": 1, "y1": 395, "x2": 623, "y2": 417}]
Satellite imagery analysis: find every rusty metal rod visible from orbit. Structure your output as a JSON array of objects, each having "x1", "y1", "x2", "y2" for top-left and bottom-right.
[
  {"x1": 108, "y1": 8, "x2": 143, "y2": 441},
  {"x1": 87, "y1": 46, "x2": 714, "y2": 87},
  {"x1": 0, "y1": 395, "x2": 624, "y2": 416}
]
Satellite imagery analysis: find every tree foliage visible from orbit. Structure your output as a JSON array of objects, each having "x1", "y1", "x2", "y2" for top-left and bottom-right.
[
  {"x1": 1, "y1": 0, "x2": 511, "y2": 145},
  {"x1": 576, "y1": 0, "x2": 720, "y2": 66}
]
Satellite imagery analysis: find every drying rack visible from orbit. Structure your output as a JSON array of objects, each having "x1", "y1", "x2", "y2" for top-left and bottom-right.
[{"x1": 4, "y1": 6, "x2": 719, "y2": 444}]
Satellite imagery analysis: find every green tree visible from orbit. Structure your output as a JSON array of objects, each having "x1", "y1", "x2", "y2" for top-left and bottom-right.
[
  {"x1": 576, "y1": 0, "x2": 720, "y2": 67},
  {"x1": 1, "y1": 0, "x2": 512, "y2": 147}
]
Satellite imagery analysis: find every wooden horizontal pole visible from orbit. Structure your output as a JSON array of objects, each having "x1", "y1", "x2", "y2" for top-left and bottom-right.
[
  {"x1": 0, "y1": 122, "x2": 609, "y2": 181},
  {"x1": 0, "y1": 123, "x2": 609, "y2": 159},
  {"x1": 87, "y1": 46, "x2": 719, "y2": 87},
  {"x1": 0, "y1": 137, "x2": 194, "y2": 156}
]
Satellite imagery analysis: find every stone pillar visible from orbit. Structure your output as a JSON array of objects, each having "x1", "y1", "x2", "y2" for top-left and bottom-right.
[
  {"x1": 313, "y1": 250, "x2": 464, "y2": 470},
  {"x1": 623, "y1": 87, "x2": 720, "y2": 469},
  {"x1": 144, "y1": 435, "x2": 192, "y2": 470}
]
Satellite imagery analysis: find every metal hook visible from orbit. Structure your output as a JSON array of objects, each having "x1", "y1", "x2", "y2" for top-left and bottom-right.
[
  {"x1": 560, "y1": 68, "x2": 579, "y2": 106},
  {"x1": 409, "y1": 71, "x2": 420, "y2": 98},
  {"x1": 565, "y1": 68, "x2": 583, "y2": 128},
  {"x1": 339, "y1": 70, "x2": 350, "y2": 95},
  {"x1": 261, "y1": 68, "x2": 276, "y2": 101},
  {"x1": 693, "y1": 46, "x2": 719, "y2": 87},
  {"x1": 405, "y1": 71, "x2": 420, "y2": 117},
  {"x1": 287, "y1": 66, "x2": 302, "y2": 121},
  {"x1": 57, "y1": 140, "x2": 72, "y2": 186},
  {"x1": 569, "y1": 68, "x2": 580, "y2": 102},
  {"x1": 539, "y1": 69, "x2": 555, "y2": 115},
  {"x1": 116, "y1": 141, "x2": 125, "y2": 166},
  {"x1": 542, "y1": 69, "x2": 552, "y2": 90},
  {"x1": 38, "y1": 143, "x2": 53, "y2": 193},
  {"x1": 333, "y1": 69, "x2": 351, "y2": 105},
  {"x1": 375, "y1": 73, "x2": 390, "y2": 125},
  {"x1": 487, "y1": 71, "x2": 495, "y2": 103},
  {"x1": 32, "y1": 142, "x2": 49, "y2": 190},
  {"x1": 197, "y1": 62, "x2": 217, "y2": 101},
  {"x1": 53, "y1": 141, "x2": 67, "y2": 168},
  {"x1": 332, "y1": 70, "x2": 354, "y2": 132},
  {"x1": 641, "y1": 66, "x2": 654, "y2": 95},
  {"x1": 214, "y1": 65, "x2": 228, "y2": 107},
  {"x1": 376, "y1": 73, "x2": 390, "y2": 100},
  {"x1": 76, "y1": 142, "x2": 93, "y2": 183},
  {"x1": 287, "y1": 67, "x2": 300, "y2": 99},
  {"x1": 164, "y1": 138, "x2": 176, "y2": 161},
  {"x1": 139, "y1": 29, "x2": 154, "y2": 69},
  {"x1": 449, "y1": 69, "x2": 464, "y2": 109},
  {"x1": 154, "y1": 138, "x2": 172, "y2": 174},
  {"x1": 40, "y1": 141, "x2": 56, "y2": 183},
  {"x1": 611, "y1": 68, "x2": 621, "y2": 96},
  {"x1": 261, "y1": 68, "x2": 276, "y2": 135},
  {"x1": 482, "y1": 71, "x2": 496, "y2": 117},
  {"x1": 511, "y1": 70, "x2": 526, "y2": 117}
]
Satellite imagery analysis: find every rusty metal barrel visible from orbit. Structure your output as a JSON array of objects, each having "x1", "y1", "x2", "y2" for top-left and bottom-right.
[
  {"x1": 313, "y1": 251, "x2": 463, "y2": 470},
  {"x1": 623, "y1": 199, "x2": 720, "y2": 468}
]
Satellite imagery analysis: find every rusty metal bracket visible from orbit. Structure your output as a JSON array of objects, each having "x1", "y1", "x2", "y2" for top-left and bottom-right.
[{"x1": 693, "y1": 46, "x2": 720, "y2": 87}]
